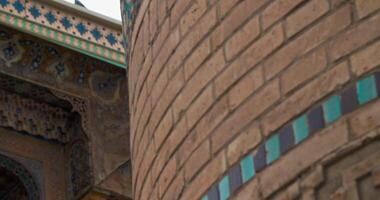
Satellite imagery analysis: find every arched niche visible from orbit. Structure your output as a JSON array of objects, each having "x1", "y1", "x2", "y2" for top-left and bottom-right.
[{"x1": 0, "y1": 153, "x2": 40, "y2": 200}]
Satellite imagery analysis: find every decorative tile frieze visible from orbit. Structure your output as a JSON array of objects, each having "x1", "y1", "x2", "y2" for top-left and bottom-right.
[
  {"x1": 0, "y1": 0, "x2": 125, "y2": 68},
  {"x1": 202, "y1": 70, "x2": 380, "y2": 200}
]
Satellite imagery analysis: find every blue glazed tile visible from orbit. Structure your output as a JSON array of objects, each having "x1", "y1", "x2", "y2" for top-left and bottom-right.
[
  {"x1": 60, "y1": 17, "x2": 73, "y2": 30},
  {"x1": 265, "y1": 134, "x2": 280, "y2": 164},
  {"x1": 307, "y1": 105, "x2": 325, "y2": 134},
  {"x1": 254, "y1": 144, "x2": 266, "y2": 172},
  {"x1": 208, "y1": 185, "x2": 219, "y2": 200},
  {"x1": 91, "y1": 28, "x2": 103, "y2": 40},
  {"x1": 106, "y1": 33, "x2": 117, "y2": 45},
  {"x1": 44, "y1": 11, "x2": 56, "y2": 24},
  {"x1": 12, "y1": 0, "x2": 24, "y2": 13},
  {"x1": 323, "y1": 95, "x2": 342, "y2": 124},
  {"x1": 279, "y1": 124, "x2": 294, "y2": 155},
  {"x1": 218, "y1": 176, "x2": 230, "y2": 200},
  {"x1": 76, "y1": 22, "x2": 88, "y2": 35},
  {"x1": 240, "y1": 155, "x2": 255, "y2": 183},
  {"x1": 229, "y1": 164, "x2": 242, "y2": 193},
  {"x1": 341, "y1": 86, "x2": 359, "y2": 115},
  {"x1": 357, "y1": 75, "x2": 377, "y2": 105},
  {"x1": 29, "y1": 6, "x2": 41, "y2": 19},
  {"x1": 293, "y1": 115, "x2": 309, "y2": 144},
  {"x1": 0, "y1": 0, "x2": 9, "y2": 7}
]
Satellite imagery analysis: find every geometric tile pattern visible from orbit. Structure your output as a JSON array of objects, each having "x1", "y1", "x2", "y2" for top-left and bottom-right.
[
  {"x1": 120, "y1": 0, "x2": 142, "y2": 67},
  {"x1": 202, "y1": 71, "x2": 380, "y2": 200},
  {"x1": 0, "y1": 0, "x2": 125, "y2": 68}
]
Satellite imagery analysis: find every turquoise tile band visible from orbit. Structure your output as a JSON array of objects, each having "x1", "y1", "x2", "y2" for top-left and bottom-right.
[{"x1": 201, "y1": 71, "x2": 380, "y2": 200}]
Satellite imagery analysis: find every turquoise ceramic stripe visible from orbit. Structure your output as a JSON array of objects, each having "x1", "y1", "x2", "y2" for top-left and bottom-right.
[
  {"x1": 218, "y1": 175, "x2": 230, "y2": 200},
  {"x1": 323, "y1": 95, "x2": 342, "y2": 124},
  {"x1": 240, "y1": 155, "x2": 255, "y2": 183},
  {"x1": 293, "y1": 115, "x2": 309, "y2": 144},
  {"x1": 265, "y1": 134, "x2": 280, "y2": 164},
  {"x1": 357, "y1": 75, "x2": 377, "y2": 105},
  {"x1": 201, "y1": 196, "x2": 208, "y2": 200}
]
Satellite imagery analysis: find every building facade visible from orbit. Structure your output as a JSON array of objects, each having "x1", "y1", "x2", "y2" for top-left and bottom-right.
[
  {"x1": 1, "y1": 0, "x2": 380, "y2": 199},
  {"x1": 0, "y1": 0, "x2": 131, "y2": 199},
  {"x1": 122, "y1": 0, "x2": 380, "y2": 199}
]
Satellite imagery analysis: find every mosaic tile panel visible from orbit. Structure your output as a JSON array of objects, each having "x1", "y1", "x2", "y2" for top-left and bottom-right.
[
  {"x1": 201, "y1": 71, "x2": 380, "y2": 200},
  {"x1": 0, "y1": 0, "x2": 125, "y2": 68}
]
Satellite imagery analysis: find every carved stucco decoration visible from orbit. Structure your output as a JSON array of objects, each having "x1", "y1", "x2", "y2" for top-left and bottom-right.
[{"x1": 0, "y1": 88, "x2": 71, "y2": 142}]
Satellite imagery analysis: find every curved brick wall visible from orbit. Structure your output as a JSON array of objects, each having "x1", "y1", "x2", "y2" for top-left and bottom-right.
[{"x1": 123, "y1": 0, "x2": 380, "y2": 199}]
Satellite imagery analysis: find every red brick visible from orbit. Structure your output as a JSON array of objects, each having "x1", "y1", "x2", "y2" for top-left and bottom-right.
[
  {"x1": 261, "y1": 0, "x2": 305, "y2": 30},
  {"x1": 218, "y1": 0, "x2": 239, "y2": 17},
  {"x1": 262, "y1": 61, "x2": 350, "y2": 136},
  {"x1": 180, "y1": 0, "x2": 208, "y2": 35},
  {"x1": 211, "y1": 0, "x2": 270, "y2": 49},
  {"x1": 355, "y1": 0, "x2": 380, "y2": 19},
  {"x1": 135, "y1": 142, "x2": 156, "y2": 199},
  {"x1": 158, "y1": 0, "x2": 167, "y2": 25},
  {"x1": 176, "y1": 95, "x2": 230, "y2": 167},
  {"x1": 186, "y1": 85, "x2": 214, "y2": 129},
  {"x1": 264, "y1": 5, "x2": 351, "y2": 80},
  {"x1": 158, "y1": 158, "x2": 177, "y2": 197},
  {"x1": 149, "y1": 0, "x2": 158, "y2": 41},
  {"x1": 149, "y1": 68, "x2": 185, "y2": 136},
  {"x1": 139, "y1": 171, "x2": 152, "y2": 200},
  {"x1": 225, "y1": 15, "x2": 260, "y2": 60},
  {"x1": 151, "y1": 66, "x2": 168, "y2": 105},
  {"x1": 152, "y1": 118, "x2": 188, "y2": 183},
  {"x1": 281, "y1": 48, "x2": 327, "y2": 94},
  {"x1": 349, "y1": 100, "x2": 380, "y2": 138},
  {"x1": 228, "y1": 66, "x2": 264, "y2": 110},
  {"x1": 181, "y1": 152, "x2": 227, "y2": 200},
  {"x1": 350, "y1": 40, "x2": 380, "y2": 76},
  {"x1": 184, "y1": 140, "x2": 211, "y2": 181},
  {"x1": 285, "y1": 0, "x2": 330, "y2": 37},
  {"x1": 227, "y1": 123, "x2": 262, "y2": 165},
  {"x1": 184, "y1": 38, "x2": 212, "y2": 80},
  {"x1": 154, "y1": 109, "x2": 174, "y2": 151},
  {"x1": 153, "y1": 19, "x2": 170, "y2": 59},
  {"x1": 212, "y1": 79, "x2": 281, "y2": 154},
  {"x1": 329, "y1": 12, "x2": 380, "y2": 61},
  {"x1": 170, "y1": 0, "x2": 192, "y2": 28},
  {"x1": 162, "y1": 173, "x2": 184, "y2": 200},
  {"x1": 173, "y1": 49, "x2": 225, "y2": 123},
  {"x1": 167, "y1": 8, "x2": 218, "y2": 77},
  {"x1": 215, "y1": 23, "x2": 284, "y2": 97}
]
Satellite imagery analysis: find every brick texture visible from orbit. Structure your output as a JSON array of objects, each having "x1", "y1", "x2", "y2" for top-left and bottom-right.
[{"x1": 125, "y1": 0, "x2": 380, "y2": 199}]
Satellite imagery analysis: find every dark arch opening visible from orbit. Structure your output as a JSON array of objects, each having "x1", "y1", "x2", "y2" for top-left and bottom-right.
[{"x1": 0, "y1": 154, "x2": 40, "y2": 200}]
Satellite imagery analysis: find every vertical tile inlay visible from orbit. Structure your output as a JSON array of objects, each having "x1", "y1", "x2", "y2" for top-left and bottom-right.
[
  {"x1": 253, "y1": 145, "x2": 266, "y2": 172},
  {"x1": 341, "y1": 86, "x2": 359, "y2": 115},
  {"x1": 279, "y1": 124, "x2": 295, "y2": 154},
  {"x1": 307, "y1": 105, "x2": 325, "y2": 134},
  {"x1": 293, "y1": 115, "x2": 309, "y2": 144},
  {"x1": 218, "y1": 176, "x2": 230, "y2": 200},
  {"x1": 229, "y1": 164, "x2": 243, "y2": 192},
  {"x1": 357, "y1": 75, "x2": 377, "y2": 105},
  {"x1": 240, "y1": 155, "x2": 255, "y2": 183},
  {"x1": 323, "y1": 95, "x2": 342, "y2": 124},
  {"x1": 208, "y1": 185, "x2": 219, "y2": 200},
  {"x1": 265, "y1": 134, "x2": 280, "y2": 164}
]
